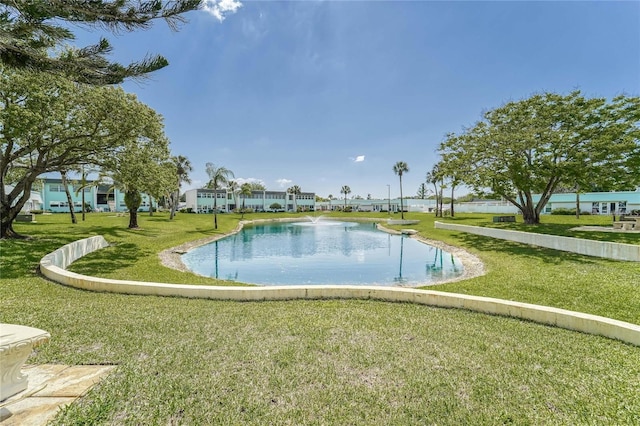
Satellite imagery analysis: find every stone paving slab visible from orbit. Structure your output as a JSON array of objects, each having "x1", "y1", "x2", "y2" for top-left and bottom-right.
[{"x1": 0, "y1": 364, "x2": 115, "y2": 425}]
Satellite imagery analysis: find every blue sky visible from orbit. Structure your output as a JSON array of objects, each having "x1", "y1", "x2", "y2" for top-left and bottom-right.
[{"x1": 72, "y1": 0, "x2": 639, "y2": 199}]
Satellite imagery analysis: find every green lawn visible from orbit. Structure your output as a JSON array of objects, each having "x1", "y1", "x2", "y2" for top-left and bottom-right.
[{"x1": 1, "y1": 211, "x2": 639, "y2": 425}]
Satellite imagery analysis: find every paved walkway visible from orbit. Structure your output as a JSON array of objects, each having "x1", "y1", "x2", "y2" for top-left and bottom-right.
[{"x1": 0, "y1": 364, "x2": 114, "y2": 425}]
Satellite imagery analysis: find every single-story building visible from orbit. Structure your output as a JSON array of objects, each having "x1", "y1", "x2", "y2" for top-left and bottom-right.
[{"x1": 533, "y1": 190, "x2": 640, "y2": 215}]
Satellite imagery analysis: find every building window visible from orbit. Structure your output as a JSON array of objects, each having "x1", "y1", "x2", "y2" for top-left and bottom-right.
[{"x1": 618, "y1": 201, "x2": 627, "y2": 214}]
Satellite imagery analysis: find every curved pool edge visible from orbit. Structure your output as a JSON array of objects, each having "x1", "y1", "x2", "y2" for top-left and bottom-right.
[
  {"x1": 159, "y1": 218, "x2": 486, "y2": 286},
  {"x1": 40, "y1": 235, "x2": 640, "y2": 347}
]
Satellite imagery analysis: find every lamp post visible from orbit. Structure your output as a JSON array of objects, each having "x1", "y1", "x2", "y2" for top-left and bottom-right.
[{"x1": 387, "y1": 184, "x2": 391, "y2": 215}]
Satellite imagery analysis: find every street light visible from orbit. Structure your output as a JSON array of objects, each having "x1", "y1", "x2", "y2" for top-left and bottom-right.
[{"x1": 387, "y1": 184, "x2": 391, "y2": 215}]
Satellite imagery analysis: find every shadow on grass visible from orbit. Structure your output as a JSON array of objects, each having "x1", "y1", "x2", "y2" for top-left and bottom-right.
[
  {"x1": 15, "y1": 221, "x2": 137, "y2": 240},
  {"x1": 0, "y1": 236, "x2": 74, "y2": 278},
  {"x1": 68, "y1": 243, "x2": 148, "y2": 275},
  {"x1": 452, "y1": 233, "x2": 601, "y2": 265}
]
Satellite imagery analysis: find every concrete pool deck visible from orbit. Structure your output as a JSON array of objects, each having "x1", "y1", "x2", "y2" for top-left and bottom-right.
[{"x1": 0, "y1": 364, "x2": 114, "y2": 425}]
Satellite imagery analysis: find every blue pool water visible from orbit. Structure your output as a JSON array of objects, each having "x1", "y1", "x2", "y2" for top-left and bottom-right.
[{"x1": 181, "y1": 221, "x2": 463, "y2": 286}]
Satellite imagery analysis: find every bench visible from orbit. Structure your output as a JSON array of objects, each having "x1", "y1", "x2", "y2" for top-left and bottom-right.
[
  {"x1": 15, "y1": 214, "x2": 35, "y2": 222},
  {"x1": 613, "y1": 222, "x2": 634, "y2": 231},
  {"x1": 0, "y1": 324, "x2": 50, "y2": 401},
  {"x1": 492, "y1": 215, "x2": 516, "y2": 223}
]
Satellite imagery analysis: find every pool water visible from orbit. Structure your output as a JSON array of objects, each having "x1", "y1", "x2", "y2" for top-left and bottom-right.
[{"x1": 181, "y1": 221, "x2": 463, "y2": 286}]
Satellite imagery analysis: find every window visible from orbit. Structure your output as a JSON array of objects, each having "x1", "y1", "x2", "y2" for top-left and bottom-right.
[
  {"x1": 49, "y1": 184, "x2": 65, "y2": 192},
  {"x1": 618, "y1": 201, "x2": 627, "y2": 214}
]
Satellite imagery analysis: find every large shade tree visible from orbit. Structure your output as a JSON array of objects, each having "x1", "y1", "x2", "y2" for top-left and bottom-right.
[
  {"x1": 0, "y1": 0, "x2": 201, "y2": 84},
  {"x1": 393, "y1": 161, "x2": 409, "y2": 219},
  {"x1": 205, "y1": 163, "x2": 233, "y2": 229},
  {"x1": 98, "y1": 104, "x2": 171, "y2": 229},
  {"x1": 144, "y1": 159, "x2": 177, "y2": 217},
  {"x1": 0, "y1": 67, "x2": 165, "y2": 238},
  {"x1": 439, "y1": 91, "x2": 640, "y2": 224}
]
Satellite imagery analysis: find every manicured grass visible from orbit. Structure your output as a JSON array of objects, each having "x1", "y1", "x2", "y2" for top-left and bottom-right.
[{"x1": 1, "y1": 211, "x2": 639, "y2": 424}]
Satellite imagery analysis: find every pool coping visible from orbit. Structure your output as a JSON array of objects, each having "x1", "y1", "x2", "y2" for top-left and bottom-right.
[{"x1": 39, "y1": 233, "x2": 640, "y2": 347}]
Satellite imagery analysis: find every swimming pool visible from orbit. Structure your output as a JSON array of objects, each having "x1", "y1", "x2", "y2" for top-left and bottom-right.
[{"x1": 181, "y1": 220, "x2": 463, "y2": 286}]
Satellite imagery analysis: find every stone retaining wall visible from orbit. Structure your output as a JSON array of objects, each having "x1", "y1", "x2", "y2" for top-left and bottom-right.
[
  {"x1": 434, "y1": 221, "x2": 640, "y2": 262},
  {"x1": 39, "y1": 235, "x2": 640, "y2": 346}
]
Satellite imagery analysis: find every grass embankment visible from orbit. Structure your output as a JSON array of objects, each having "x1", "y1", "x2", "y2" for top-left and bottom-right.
[{"x1": 1, "y1": 212, "x2": 639, "y2": 424}]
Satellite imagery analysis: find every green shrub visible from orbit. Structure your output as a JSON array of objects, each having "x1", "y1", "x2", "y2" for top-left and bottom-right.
[
  {"x1": 551, "y1": 208, "x2": 591, "y2": 216},
  {"x1": 29, "y1": 209, "x2": 44, "y2": 214}
]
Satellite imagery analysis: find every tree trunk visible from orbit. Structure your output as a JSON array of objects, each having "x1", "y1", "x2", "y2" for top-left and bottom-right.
[
  {"x1": 124, "y1": 190, "x2": 142, "y2": 229},
  {"x1": 399, "y1": 175, "x2": 404, "y2": 220},
  {"x1": 520, "y1": 204, "x2": 540, "y2": 224},
  {"x1": 60, "y1": 171, "x2": 77, "y2": 224},
  {"x1": 1, "y1": 215, "x2": 27, "y2": 239},
  {"x1": 432, "y1": 183, "x2": 439, "y2": 216},
  {"x1": 575, "y1": 190, "x2": 580, "y2": 220},
  {"x1": 213, "y1": 190, "x2": 218, "y2": 229},
  {"x1": 81, "y1": 169, "x2": 86, "y2": 222},
  {"x1": 0, "y1": 178, "x2": 38, "y2": 238},
  {"x1": 149, "y1": 196, "x2": 154, "y2": 216},
  {"x1": 128, "y1": 208, "x2": 138, "y2": 228},
  {"x1": 169, "y1": 190, "x2": 177, "y2": 220},
  {"x1": 450, "y1": 185, "x2": 455, "y2": 217}
]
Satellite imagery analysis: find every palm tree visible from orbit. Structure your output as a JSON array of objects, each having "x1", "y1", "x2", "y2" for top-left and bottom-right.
[
  {"x1": 288, "y1": 185, "x2": 302, "y2": 212},
  {"x1": 60, "y1": 169, "x2": 78, "y2": 224},
  {"x1": 205, "y1": 163, "x2": 234, "y2": 229},
  {"x1": 327, "y1": 194, "x2": 334, "y2": 212},
  {"x1": 393, "y1": 161, "x2": 409, "y2": 219},
  {"x1": 170, "y1": 155, "x2": 192, "y2": 220},
  {"x1": 240, "y1": 183, "x2": 252, "y2": 219},
  {"x1": 340, "y1": 185, "x2": 351, "y2": 211},
  {"x1": 227, "y1": 180, "x2": 239, "y2": 212}
]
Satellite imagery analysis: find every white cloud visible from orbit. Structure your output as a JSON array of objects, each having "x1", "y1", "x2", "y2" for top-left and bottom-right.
[
  {"x1": 276, "y1": 178, "x2": 292, "y2": 188},
  {"x1": 234, "y1": 177, "x2": 265, "y2": 186},
  {"x1": 202, "y1": 0, "x2": 243, "y2": 22},
  {"x1": 354, "y1": 155, "x2": 365, "y2": 162}
]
